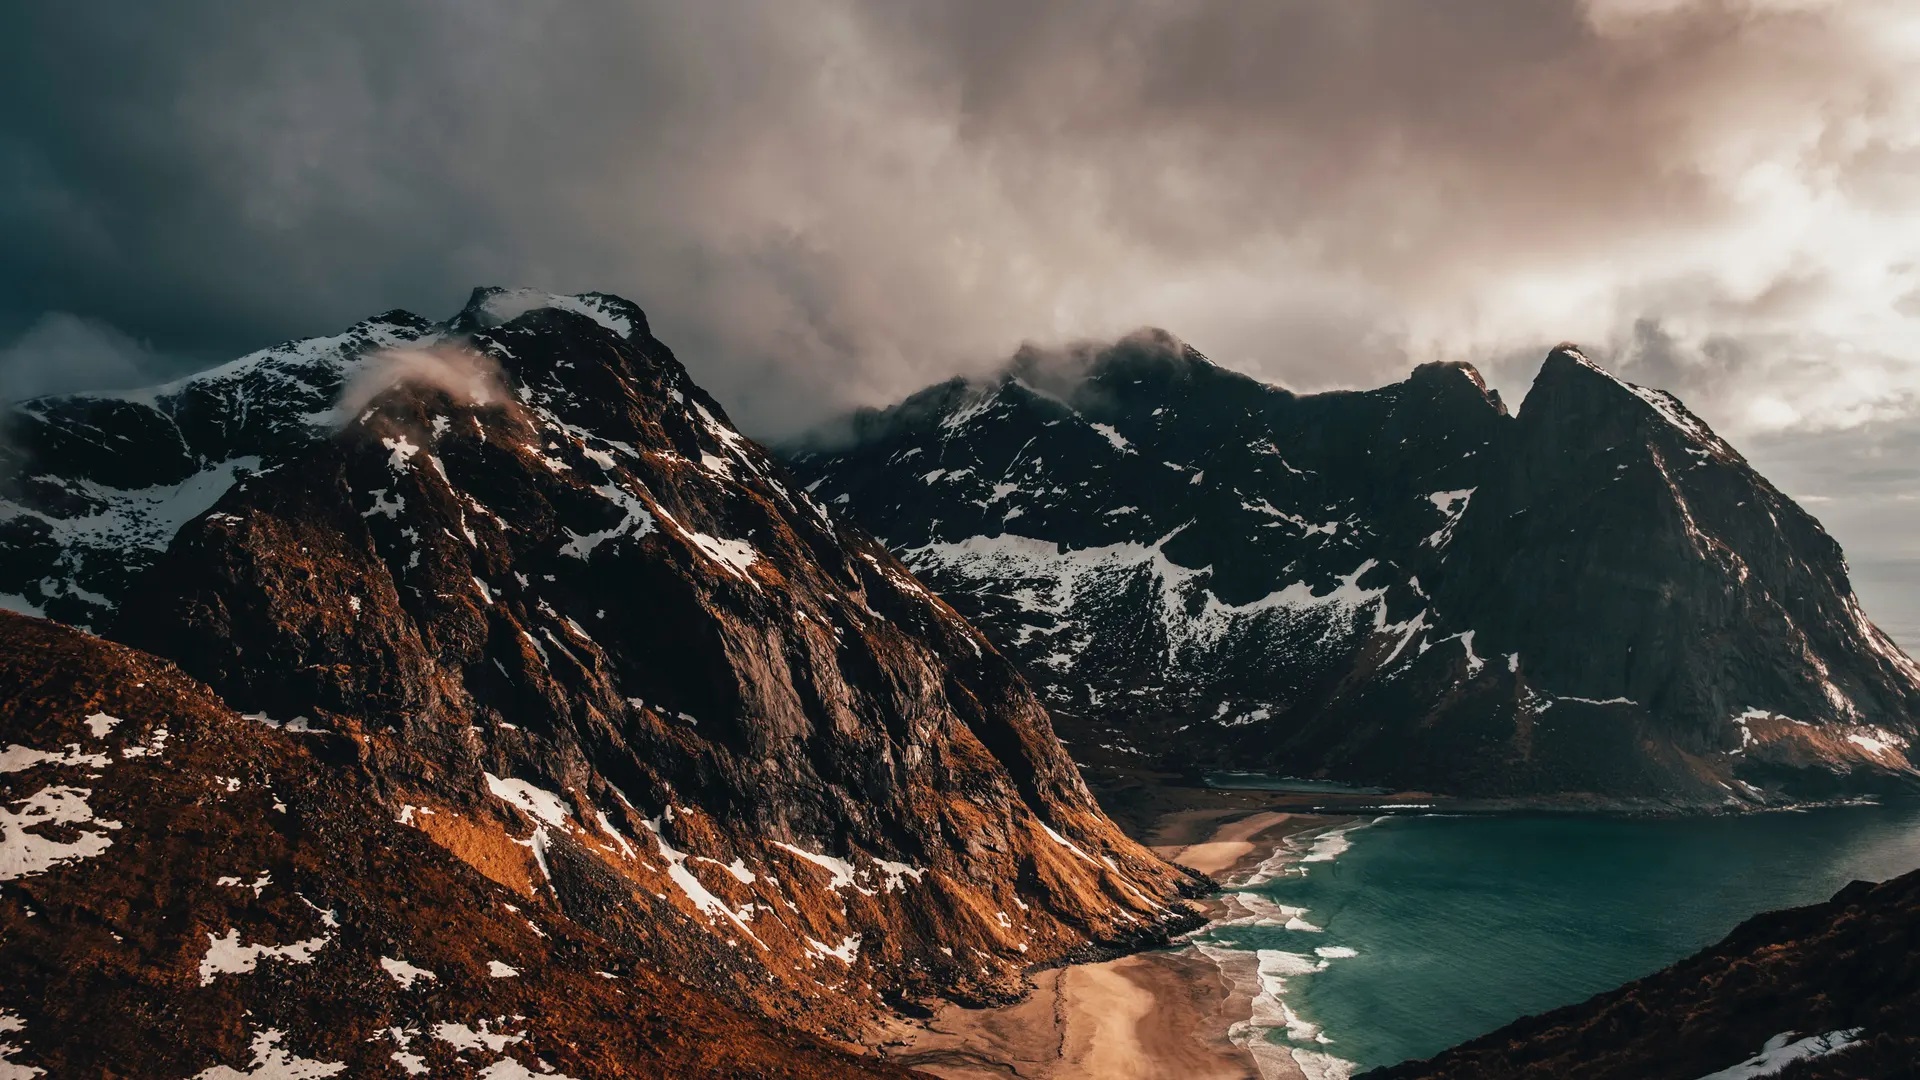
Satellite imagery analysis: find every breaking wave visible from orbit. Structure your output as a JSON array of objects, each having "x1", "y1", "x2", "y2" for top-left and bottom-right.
[{"x1": 1191, "y1": 818, "x2": 1391, "y2": 1080}]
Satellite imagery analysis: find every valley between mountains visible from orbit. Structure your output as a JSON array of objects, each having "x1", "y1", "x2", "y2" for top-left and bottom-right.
[{"x1": 4, "y1": 289, "x2": 1919, "y2": 1079}]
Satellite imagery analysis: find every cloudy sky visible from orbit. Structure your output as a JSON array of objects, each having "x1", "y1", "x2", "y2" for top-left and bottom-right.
[{"x1": 3, "y1": 0, "x2": 1918, "y2": 617}]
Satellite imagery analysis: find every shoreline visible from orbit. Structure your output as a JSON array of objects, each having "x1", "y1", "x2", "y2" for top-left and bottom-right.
[
  {"x1": 1081, "y1": 764, "x2": 1917, "y2": 836},
  {"x1": 876, "y1": 784, "x2": 1920, "y2": 1079},
  {"x1": 878, "y1": 805, "x2": 1341, "y2": 1080}
]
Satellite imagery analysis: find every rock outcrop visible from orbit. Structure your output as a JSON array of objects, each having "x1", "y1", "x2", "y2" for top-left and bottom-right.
[{"x1": 788, "y1": 336, "x2": 1920, "y2": 804}]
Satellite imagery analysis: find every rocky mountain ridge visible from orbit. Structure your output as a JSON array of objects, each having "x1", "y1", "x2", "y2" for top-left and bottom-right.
[
  {"x1": 788, "y1": 334, "x2": 1920, "y2": 804},
  {"x1": 0, "y1": 289, "x2": 1206, "y2": 1068}
]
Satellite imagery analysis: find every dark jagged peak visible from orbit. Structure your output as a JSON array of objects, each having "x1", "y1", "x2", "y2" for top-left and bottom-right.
[
  {"x1": 788, "y1": 330, "x2": 1246, "y2": 474},
  {"x1": 1, "y1": 309, "x2": 442, "y2": 626},
  {"x1": 1003, "y1": 327, "x2": 1217, "y2": 403},
  {"x1": 788, "y1": 341, "x2": 1283, "y2": 559},
  {"x1": 1522, "y1": 343, "x2": 1739, "y2": 463},
  {"x1": 1407, "y1": 360, "x2": 1508, "y2": 417},
  {"x1": 792, "y1": 341, "x2": 1920, "y2": 806},
  {"x1": 1411, "y1": 358, "x2": 1491, "y2": 392}
]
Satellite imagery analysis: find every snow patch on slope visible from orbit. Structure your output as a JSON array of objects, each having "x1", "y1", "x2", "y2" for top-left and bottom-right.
[
  {"x1": 1691, "y1": 1029, "x2": 1863, "y2": 1080},
  {"x1": 198, "y1": 928, "x2": 332, "y2": 985},
  {"x1": 0, "y1": 781, "x2": 122, "y2": 882},
  {"x1": 0, "y1": 1009, "x2": 42, "y2": 1080},
  {"x1": 685, "y1": 532, "x2": 759, "y2": 577},
  {"x1": 644, "y1": 818, "x2": 765, "y2": 947},
  {"x1": 1424, "y1": 488, "x2": 1474, "y2": 549},
  {"x1": 191, "y1": 1028, "x2": 347, "y2": 1079},
  {"x1": 380, "y1": 957, "x2": 438, "y2": 989},
  {"x1": 902, "y1": 530, "x2": 1388, "y2": 669}
]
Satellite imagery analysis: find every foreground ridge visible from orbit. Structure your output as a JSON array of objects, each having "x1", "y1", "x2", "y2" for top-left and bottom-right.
[
  {"x1": 2, "y1": 288, "x2": 1206, "y2": 1050},
  {"x1": 0, "y1": 610, "x2": 914, "y2": 1079}
]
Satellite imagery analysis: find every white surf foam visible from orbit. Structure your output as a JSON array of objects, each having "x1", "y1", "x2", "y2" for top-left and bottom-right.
[
  {"x1": 1193, "y1": 942, "x2": 1359, "y2": 1078},
  {"x1": 1293, "y1": 1048, "x2": 1359, "y2": 1080},
  {"x1": 1233, "y1": 817, "x2": 1385, "y2": 888},
  {"x1": 1191, "y1": 818, "x2": 1382, "y2": 1079},
  {"x1": 1212, "y1": 891, "x2": 1315, "y2": 929}
]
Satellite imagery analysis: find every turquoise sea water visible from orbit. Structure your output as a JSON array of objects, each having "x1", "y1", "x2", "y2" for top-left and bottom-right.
[{"x1": 1192, "y1": 804, "x2": 1920, "y2": 1076}]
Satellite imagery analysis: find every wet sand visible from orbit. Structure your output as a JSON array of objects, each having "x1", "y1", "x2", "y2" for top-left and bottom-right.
[
  {"x1": 1154, "y1": 810, "x2": 1305, "y2": 875},
  {"x1": 883, "y1": 807, "x2": 1337, "y2": 1080}
]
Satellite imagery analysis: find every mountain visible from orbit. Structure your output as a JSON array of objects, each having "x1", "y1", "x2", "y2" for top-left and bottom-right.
[
  {"x1": 1, "y1": 289, "x2": 1205, "y2": 1055},
  {"x1": 1363, "y1": 868, "x2": 1920, "y2": 1079},
  {"x1": 785, "y1": 333, "x2": 1920, "y2": 805},
  {"x1": 0, "y1": 610, "x2": 911, "y2": 1080}
]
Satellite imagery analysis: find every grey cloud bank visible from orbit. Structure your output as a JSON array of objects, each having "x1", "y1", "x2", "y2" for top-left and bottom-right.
[{"x1": 3, "y1": 0, "x2": 1918, "y2": 587}]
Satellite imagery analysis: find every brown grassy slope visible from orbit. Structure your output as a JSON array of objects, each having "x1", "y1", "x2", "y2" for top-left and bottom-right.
[{"x1": 0, "y1": 610, "x2": 914, "y2": 1080}]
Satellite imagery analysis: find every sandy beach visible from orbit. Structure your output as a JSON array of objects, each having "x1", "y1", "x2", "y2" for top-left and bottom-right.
[
  {"x1": 882, "y1": 949, "x2": 1261, "y2": 1080},
  {"x1": 1153, "y1": 809, "x2": 1306, "y2": 875},
  {"x1": 880, "y1": 806, "x2": 1337, "y2": 1080}
]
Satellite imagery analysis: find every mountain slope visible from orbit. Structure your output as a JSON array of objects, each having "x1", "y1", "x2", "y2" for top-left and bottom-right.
[
  {"x1": 787, "y1": 335, "x2": 1920, "y2": 804},
  {"x1": 4, "y1": 289, "x2": 1205, "y2": 1043},
  {"x1": 0, "y1": 609, "x2": 912, "y2": 1080},
  {"x1": 1364, "y1": 868, "x2": 1920, "y2": 1079}
]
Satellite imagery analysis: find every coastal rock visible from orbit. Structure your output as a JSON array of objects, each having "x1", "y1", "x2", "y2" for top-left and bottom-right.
[{"x1": 786, "y1": 337, "x2": 1920, "y2": 804}]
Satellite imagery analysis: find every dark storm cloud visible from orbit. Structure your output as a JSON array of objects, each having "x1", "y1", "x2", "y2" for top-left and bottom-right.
[{"x1": 3, "y1": 0, "x2": 1918, "y2": 442}]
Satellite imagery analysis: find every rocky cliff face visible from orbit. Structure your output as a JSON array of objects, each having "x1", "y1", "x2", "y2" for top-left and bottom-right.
[
  {"x1": 787, "y1": 336, "x2": 1920, "y2": 804},
  {"x1": 1364, "y1": 868, "x2": 1920, "y2": 1079},
  {"x1": 0, "y1": 610, "x2": 912, "y2": 1080},
  {"x1": 3, "y1": 289, "x2": 1204, "y2": 1048}
]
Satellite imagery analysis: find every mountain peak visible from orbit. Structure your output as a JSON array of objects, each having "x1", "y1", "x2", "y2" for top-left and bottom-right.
[
  {"x1": 454, "y1": 286, "x2": 649, "y2": 340},
  {"x1": 1524, "y1": 342, "x2": 1636, "y2": 405},
  {"x1": 1408, "y1": 360, "x2": 1507, "y2": 416},
  {"x1": 1521, "y1": 343, "x2": 1737, "y2": 460},
  {"x1": 1545, "y1": 341, "x2": 1604, "y2": 371},
  {"x1": 1409, "y1": 359, "x2": 1489, "y2": 391},
  {"x1": 1000, "y1": 328, "x2": 1213, "y2": 402}
]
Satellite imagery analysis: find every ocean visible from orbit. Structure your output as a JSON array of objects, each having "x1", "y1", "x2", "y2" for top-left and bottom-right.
[{"x1": 1191, "y1": 803, "x2": 1920, "y2": 1078}]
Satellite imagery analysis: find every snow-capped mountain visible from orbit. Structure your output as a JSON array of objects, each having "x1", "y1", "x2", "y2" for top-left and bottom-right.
[
  {"x1": 0, "y1": 289, "x2": 1204, "y2": 1071},
  {"x1": 787, "y1": 334, "x2": 1920, "y2": 804},
  {"x1": 0, "y1": 289, "x2": 647, "y2": 628}
]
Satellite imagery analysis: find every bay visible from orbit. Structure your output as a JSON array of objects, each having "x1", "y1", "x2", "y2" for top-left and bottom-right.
[{"x1": 1193, "y1": 803, "x2": 1920, "y2": 1074}]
